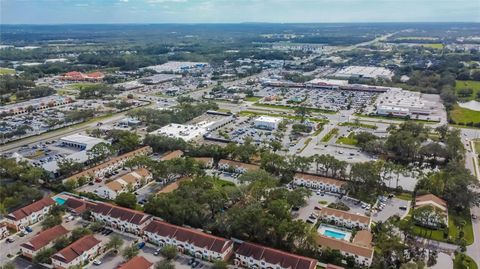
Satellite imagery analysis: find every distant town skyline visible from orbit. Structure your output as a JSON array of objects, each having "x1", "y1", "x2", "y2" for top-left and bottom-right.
[{"x1": 1, "y1": 0, "x2": 479, "y2": 25}]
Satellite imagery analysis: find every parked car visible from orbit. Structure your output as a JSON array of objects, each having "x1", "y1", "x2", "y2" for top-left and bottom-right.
[
  {"x1": 93, "y1": 260, "x2": 102, "y2": 265},
  {"x1": 399, "y1": 206, "x2": 407, "y2": 211},
  {"x1": 6, "y1": 237, "x2": 15, "y2": 243},
  {"x1": 136, "y1": 242, "x2": 145, "y2": 249},
  {"x1": 154, "y1": 248, "x2": 161, "y2": 256},
  {"x1": 188, "y1": 259, "x2": 195, "y2": 265},
  {"x1": 192, "y1": 261, "x2": 200, "y2": 268},
  {"x1": 25, "y1": 226, "x2": 33, "y2": 233}
]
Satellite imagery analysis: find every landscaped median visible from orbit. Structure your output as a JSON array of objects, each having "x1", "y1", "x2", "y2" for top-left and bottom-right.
[
  {"x1": 238, "y1": 110, "x2": 329, "y2": 123},
  {"x1": 253, "y1": 103, "x2": 337, "y2": 114},
  {"x1": 339, "y1": 121, "x2": 378, "y2": 130},
  {"x1": 321, "y1": 128, "x2": 339, "y2": 142},
  {"x1": 336, "y1": 132, "x2": 358, "y2": 146}
]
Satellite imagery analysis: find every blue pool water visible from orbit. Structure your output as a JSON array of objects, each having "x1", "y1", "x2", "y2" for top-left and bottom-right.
[
  {"x1": 55, "y1": 197, "x2": 66, "y2": 205},
  {"x1": 323, "y1": 229, "x2": 346, "y2": 240}
]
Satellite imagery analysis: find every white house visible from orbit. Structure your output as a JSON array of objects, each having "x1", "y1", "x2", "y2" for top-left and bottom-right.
[
  {"x1": 317, "y1": 207, "x2": 371, "y2": 230},
  {"x1": 51, "y1": 235, "x2": 103, "y2": 269},
  {"x1": 143, "y1": 220, "x2": 234, "y2": 261},
  {"x1": 234, "y1": 242, "x2": 318, "y2": 269},
  {"x1": 90, "y1": 202, "x2": 153, "y2": 235},
  {"x1": 21, "y1": 225, "x2": 69, "y2": 259},
  {"x1": 293, "y1": 173, "x2": 346, "y2": 194},
  {"x1": 5, "y1": 197, "x2": 56, "y2": 231}
]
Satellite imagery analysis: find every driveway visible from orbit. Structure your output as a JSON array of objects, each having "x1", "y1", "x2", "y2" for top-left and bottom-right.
[{"x1": 466, "y1": 206, "x2": 480, "y2": 265}]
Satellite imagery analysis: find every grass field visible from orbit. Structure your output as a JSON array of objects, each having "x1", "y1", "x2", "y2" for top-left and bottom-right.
[
  {"x1": 336, "y1": 132, "x2": 357, "y2": 145},
  {"x1": 321, "y1": 128, "x2": 339, "y2": 142},
  {"x1": 244, "y1": 96, "x2": 262, "y2": 102},
  {"x1": 474, "y1": 140, "x2": 480, "y2": 153},
  {"x1": 455, "y1": 80, "x2": 480, "y2": 101},
  {"x1": 0, "y1": 68, "x2": 15, "y2": 75},
  {"x1": 450, "y1": 104, "x2": 480, "y2": 125},
  {"x1": 339, "y1": 121, "x2": 378, "y2": 129},
  {"x1": 421, "y1": 43, "x2": 444, "y2": 49},
  {"x1": 405, "y1": 209, "x2": 474, "y2": 245},
  {"x1": 395, "y1": 36, "x2": 439, "y2": 41},
  {"x1": 454, "y1": 253, "x2": 478, "y2": 269}
]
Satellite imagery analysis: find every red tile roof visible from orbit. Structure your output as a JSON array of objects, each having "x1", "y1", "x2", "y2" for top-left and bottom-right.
[
  {"x1": 52, "y1": 235, "x2": 101, "y2": 264},
  {"x1": 316, "y1": 235, "x2": 373, "y2": 259},
  {"x1": 118, "y1": 256, "x2": 153, "y2": 269},
  {"x1": 91, "y1": 202, "x2": 152, "y2": 225},
  {"x1": 64, "y1": 196, "x2": 97, "y2": 214},
  {"x1": 21, "y1": 225, "x2": 69, "y2": 251},
  {"x1": 144, "y1": 220, "x2": 233, "y2": 254},
  {"x1": 160, "y1": 150, "x2": 184, "y2": 161},
  {"x1": 7, "y1": 197, "x2": 55, "y2": 221},
  {"x1": 236, "y1": 242, "x2": 317, "y2": 269},
  {"x1": 415, "y1": 194, "x2": 447, "y2": 209},
  {"x1": 317, "y1": 207, "x2": 371, "y2": 225}
]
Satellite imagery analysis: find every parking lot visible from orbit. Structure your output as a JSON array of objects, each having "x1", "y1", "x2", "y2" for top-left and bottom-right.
[
  {"x1": 256, "y1": 87, "x2": 378, "y2": 112},
  {"x1": 371, "y1": 197, "x2": 410, "y2": 222}
]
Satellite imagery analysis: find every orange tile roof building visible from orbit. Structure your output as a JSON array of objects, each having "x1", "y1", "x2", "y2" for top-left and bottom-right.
[
  {"x1": 118, "y1": 256, "x2": 154, "y2": 269},
  {"x1": 51, "y1": 235, "x2": 103, "y2": 269},
  {"x1": 234, "y1": 242, "x2": 317, "y2": 269},
  {"x1": 61, "y1": 71, "x2": 105, "y2": 81},
  {"x1": 144, "y1": 220, "x2": 234, "y2": 261},
  {"x1": 5, "y1": 197, "x2": 56, "y2": 231},
  {"x1": 21, "y1": 225, "x2": 69, "y2": 259},
  {"x1": 316, "y1": 233, "x2": 374, "y2": 267},
  {"x1": 218, "y1": 159, "x2": 260, "y2": 173}
]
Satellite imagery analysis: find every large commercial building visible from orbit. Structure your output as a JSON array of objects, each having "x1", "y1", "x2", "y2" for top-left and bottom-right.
[
  {"x1": 150, "y1": 123, "x2": 212, "y2": 142},
  {"x1": 333, "y1": 66, "x2": 394, "y2": 80},
  {"x1": 42, "y1": 134, "x2": 109, "y2": 173},
  {"x1": 253, "y1": 116, "x2": 282, "y2": 130},
  {"x1": 375, "y1": 88, "x2": 435, "y2": 117}
]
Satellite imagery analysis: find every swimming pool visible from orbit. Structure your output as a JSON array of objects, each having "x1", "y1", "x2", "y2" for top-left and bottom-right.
[
  {"x1": 55, "y1": 197, "x2": 66, "y2": 205},
  {"x1": 317, "y1": 224, "x2": 352, "y2": 241},
  {"x1": 323, "y1": 229, "x2": 346, "y2": 240}
]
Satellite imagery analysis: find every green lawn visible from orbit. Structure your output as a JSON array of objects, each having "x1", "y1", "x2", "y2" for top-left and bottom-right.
[
  {"x1": 355, "y1": 113, "x2": 438, "y2": 124},
  {"x1": 450, "y1": 104, "x2": 480, "y2": 125},
  {"x1": 244, "y1": 96, "x2": 262, "y2": 102},
  {"x1": 456, "y1": 80, "x2": 480, "y2": 101},
  {"x1": 421, "y1": 43, "x2": 444, "y2": 49},
  {"x1": 405, "y1": 209, "x2": 474, "y2": 245},
  {"x1": 396, "y1": 192, "x2": 413, "y2": 201},
  {"x1": 0, "y1": 68, "x2": 15, "y2": 75},
  {"x1": 336, "y1": 132, "x2": 357, "y2": 145},
  {"x1": 321, "y1": 128, "x2": 339, "y2": 142},
  {"x1": 339, "y1": 121, "x2": 378, "y2": 129},
  {"x1": 454, "y1": 253, "x2": 478, "y2": 269},
  {"x1": 474, "y1": 139, "x2": 480, "y2": 153}
]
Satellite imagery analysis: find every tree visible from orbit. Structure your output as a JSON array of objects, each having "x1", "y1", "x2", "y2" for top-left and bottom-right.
[
  {"x1": 57, "y1": 158, "x2": 84, "y2": 177},
  {"x1": 212, "y1": 260, "x2": 228, "y2": 269},
  {"x1": 106, "y1": 235, "x2": 124, "y2": 253},
  {"x1": 155, "y1": 260, "x2": 175, "y2": 269},
  {"x1": 108, "y1": 130, "x2": 141, "y2": 154},
  {"x1": 122, "y1": 245, "x2": 139, "y2": 260},
  {"x1": 70, "y1": 227, "x2": 92, "y2": 242},
  {"x1": 115, "y1": 192, "x2": 138, "y2": 209},
  {"x1": 87, "y1": 142, "x2": 114, "y2": 164},
  {"x1": 160, "y1": 245, "x2": 178, "y2": 260},
  {"x1": 0, "y1": 263, "x2": 15, "y2": 269},
  {"x1": 53, "y1": 236, "x2": 70, "y2": 251},
  {"x1": 42, "y1": 214, "x2": 62, "y2": 229},
  {"x1": 33, "y1": 247, "x2": 56, "y2": 264}
]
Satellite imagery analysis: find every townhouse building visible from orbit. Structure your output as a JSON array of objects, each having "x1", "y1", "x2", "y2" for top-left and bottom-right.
[
  {"x1": 51, "y1": 235, "x2": 103, "y2": 269},
  {"x1": 317, "y1": 207, "x2": 371, "y2": 230},
  {"x1": 143, "y1": 220, "x2": 234, "y2": 261},
  {"x1": 96, "y1": 168, "x2": 153, "y2": 199},
  {"x1": 293, "y1": 173, "x2": 346, "y2": 194},
  {"x1": 90, "y1": 202, "x2": 153, "y2": 234},
  {"x1": 316, "y1": 234, "x2": 374, "y2": 267},
  {"x1": 5, "y1": 197, "x2": 56, "y2": 231},
  {"x1": 63, "y1": 146, "x2": 152, "y2": 183},
  {"x1": 414, "y1": 194, "x2": 448, "y2": 228},
  {"x1": 234, "y1": 242, "x2": 317, "y2": 269},
  {"x1": 160, "y1": 150, "x2": 184, "y2": 161},
  {"x1": 20, "y1": 225, "x2": 69, "y2": 259},
  {"x1": 218, "y1": 159, "x2": 260, "y2": 174}
]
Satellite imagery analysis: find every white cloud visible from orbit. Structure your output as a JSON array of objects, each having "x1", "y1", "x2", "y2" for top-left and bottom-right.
[
  {"x1": 119, "y1": 0, "x2": 129, "y2": 2},
  {"x1": 146, "y1": 0, "x2": 188, "y2": 3}
]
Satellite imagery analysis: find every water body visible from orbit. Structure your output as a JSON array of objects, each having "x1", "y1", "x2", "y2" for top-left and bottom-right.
[{"x1": 458, "y1": 100, "x2": 480, "y2": 111}]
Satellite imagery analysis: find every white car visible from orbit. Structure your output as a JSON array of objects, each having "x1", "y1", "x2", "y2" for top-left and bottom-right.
[{"x1": 93, "y1": 260, "x2": 102, "y2": 265}]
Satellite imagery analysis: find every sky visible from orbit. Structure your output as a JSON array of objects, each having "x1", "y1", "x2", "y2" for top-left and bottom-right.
[{"x1": 1, "y1": 0, "x2": 479, "y2": 24}]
